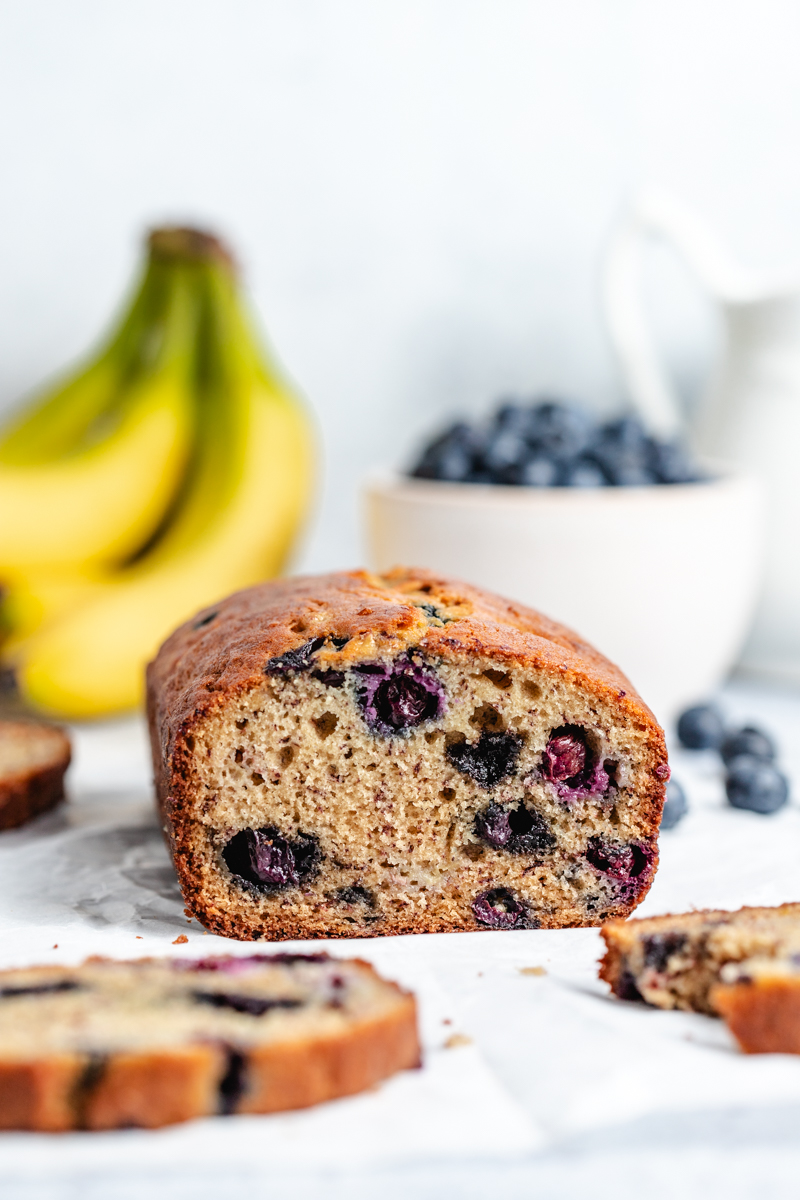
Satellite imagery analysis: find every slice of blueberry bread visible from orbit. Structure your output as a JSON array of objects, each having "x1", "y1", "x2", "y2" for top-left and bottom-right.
[
  {"x1": 0, "y1": 953, "x2": 419, "y2": 1130},
  {"x1": 711, "y1": 958, "x2": 800, "y2": 1054},
  {"x1": 600, "y1": 902, "x2": 800, "y2": 1014},
  {"x1": 0, "y1": 721, "x2": 70, "y2": 830},
  {"x1": 147, "y1": 568, "x2": 668, "y2": 939}
]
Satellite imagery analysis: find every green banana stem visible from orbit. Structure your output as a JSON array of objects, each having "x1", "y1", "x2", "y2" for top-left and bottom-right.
[
  {"x1": 0, "y1": 261, "x2": 166, "y2": 466},
  {"x1": 133, "y1": 255, "x2": 252, "y2": 565},
  {"x1": 0, "y1": 228, "x2": 232, "y2": 468}
]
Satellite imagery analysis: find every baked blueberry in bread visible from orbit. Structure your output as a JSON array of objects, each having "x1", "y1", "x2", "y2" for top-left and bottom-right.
[
  {"x1": 147, "y1": 568, "x2": 668, "y2": 940},
  {"x1": 0, "y1": 721, "x2": 70, "y2": 830},
  {"x1": 0, "y1": 954, "x2": 419, "y2": 1130},
  {"x1": 600, "y1": 902, "x2": 800, "y2": 1014}
]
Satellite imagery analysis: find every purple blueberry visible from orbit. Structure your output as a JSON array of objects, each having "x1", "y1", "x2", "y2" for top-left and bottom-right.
[
  {"x1": 475, "y1": 803, "x2": 512, "y2": 847},
  {"x1": 677, "y1": 703, "x2": 724, "y2": 750},
  {"x1": 475, "y1": 801, "x2": 555, "y2": 852},
  {"x1": 218, "y1": 1051, "x2": 246, "y2": 1115},
  {"x1": 643, "y1": 932, "x2": 687, "y2": 972},
  {"x1": 335, "y1": 885, "x2": 375, "y2": 906},
  {"x1": 647, "y1": 438, "x2": 702, "y2": 485},
  {"x1": 587, "y1": 416, "x2": 663, "y2": 485},
  {"x1": 265, "y1": 638, "x2": 325, "y2": 677},
  {"x1": 541, "y1": 726, "x2": 611, "y2": 799},
  {"x1": 585, "y1": 837, "x2": 651, "y2": 882},
  {"x1": 406, "y1": 399, "x2": 703, "y2": 492},
  {"x1": 472, "y1": 887, "x2": 531, "y2": 929},
  {"x1": 415, "y1": 603, "x2": 451, "y2": 624},
  {"x1": 725, "y1": 757, "x2": 789, "y2": 814},
  {"x1": 516, "y1": 455, "x2": 560, "y2": 488},
  {"x1": 614, "y1": 971, "x2": 643, "y2": 1001},
  {"x1": 560, "y1": 457, "x2": 606, "y2": 488},
  {"x1": 410, "y1": 421, "x2": 483, "y2": 482},
  {"x1": 544, "y1": 729, "x2": 587, "y2": 784},
  {"x1": 176, "y1": 954, "x2": 329, "y2": 973},
  {"x1": 223, "y1": 827, "x2": 320, "y2": 891},
  {"x1": 720, "y1": 726, "x2": 776, "y2": 766},
  {"x1": 353, "y1": 652, "x2": 446, "y2": 737},
  {"x1": 193, "y1": 991, "x2": 302, "y2": 1016},
  {"x1": 446, "y1": 730, "x2": 522, "y2": 788},
  {"x1": 525, "y1": 400, "x2": 593, "y2": 461},
  {"x1": 0, "y1": 981, "x2": 81, "y2": 998},
  {"x1": 483, "y1": 428, "x2": 530, "y2": 480},
  {"x1": 660, "y1": 778, "x2": 688, "y2": 830},
  {"x1": 311, "y1": 669, "x2": 346, "y2": 688}
]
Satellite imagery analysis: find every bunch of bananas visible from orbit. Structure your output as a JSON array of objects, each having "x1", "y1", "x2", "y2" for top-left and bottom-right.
[{"x1": 0, "y1": 228, "x2": 313, "y2": 719}]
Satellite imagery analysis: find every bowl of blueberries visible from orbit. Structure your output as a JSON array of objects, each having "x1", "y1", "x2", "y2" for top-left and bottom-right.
[{"x1": 364, "y1": 397, "x2": 763, "y2": 721}]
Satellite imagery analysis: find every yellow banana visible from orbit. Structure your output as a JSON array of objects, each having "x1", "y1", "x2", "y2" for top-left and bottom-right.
[
  {"x1": 12, "y1": 256, "x2": 314, "y2": 718},
  {"x1": 0, "y1": 565, "x2": 106, "y2": 649},
  {"x1": 0, "y1": 264, "x2": 198, "y2": 571}
]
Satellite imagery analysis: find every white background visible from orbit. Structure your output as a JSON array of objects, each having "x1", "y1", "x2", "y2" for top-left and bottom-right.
[{"x1": 1, "y1": 0, "x2": 800, "y2": 569}]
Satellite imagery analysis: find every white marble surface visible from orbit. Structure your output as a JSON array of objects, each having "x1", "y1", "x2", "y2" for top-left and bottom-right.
[{"x1": 4, "y1": 676, "x2": 800, "y2": 1198}]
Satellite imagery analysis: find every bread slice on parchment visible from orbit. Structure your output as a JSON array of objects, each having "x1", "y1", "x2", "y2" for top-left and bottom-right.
[
  {"x1": 0, "y1": 720, "x2": 70, "y2": 830},
  {"x1": 0, "y1": 953, "x2": 419, "y2": 1130},
  {"x1": 600, "y1": 902, "x2": 800, "y2": 1015}
]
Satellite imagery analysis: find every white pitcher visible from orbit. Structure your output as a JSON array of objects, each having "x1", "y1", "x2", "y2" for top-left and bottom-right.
[{"x1": 604, "y1": 189, "x2": 800, "y2": 681}]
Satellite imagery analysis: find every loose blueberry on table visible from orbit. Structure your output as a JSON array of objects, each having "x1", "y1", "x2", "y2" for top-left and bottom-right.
[
  {"x1": 675, "y1": 701, "x2": 789, "y2": 818},
  {"x1": 676, "y1": 704, "x2": 725, "y2": 750},
  {"x1": 725, "y1": 757, "x2": 789, "y2": 815},
  {"x1": 720, "y1": 725, "x2": 776, "y2": 766},
  {"x1": 409, "y1": 398, "x2": 703, "y2": 489}
]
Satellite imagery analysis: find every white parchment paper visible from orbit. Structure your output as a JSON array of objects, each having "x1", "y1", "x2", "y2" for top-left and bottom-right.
[{"x1": 3, "y1": 679, "x2": 800, "y2": 1188}]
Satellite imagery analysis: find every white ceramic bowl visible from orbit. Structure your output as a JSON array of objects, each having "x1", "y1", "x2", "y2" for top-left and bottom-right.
[{"x1": 362, "y1": 467, "x2": 764, "y2": 723}]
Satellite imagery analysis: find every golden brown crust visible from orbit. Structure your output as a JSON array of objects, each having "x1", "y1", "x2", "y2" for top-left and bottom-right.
[
  {"x1": 83, "y1": 1047, "x2": 224, "y2": 1130},
  {"x1": 147, "y1": 568, "x2": 667, "y2": 940},
  {"x1": 711, "y1": 979, "x2": 800, "y2": 1054},
  {"x1": 0, "y1": 1055, "x2": 85, "y2": 1131},
  {"x1": 241, "y1": 994, "x2": 421, "y2": 1113},
  {"x1": 0, "y1": 955, "x2": 420, "y2": 1130},
  {"x1": 0, "y1": 722, "x2": 71, "y2": 831}
]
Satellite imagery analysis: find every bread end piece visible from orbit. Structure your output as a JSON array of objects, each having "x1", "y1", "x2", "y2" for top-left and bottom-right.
[{"x1": 0, "y1": 721, "x2": 71, "y2": 831}]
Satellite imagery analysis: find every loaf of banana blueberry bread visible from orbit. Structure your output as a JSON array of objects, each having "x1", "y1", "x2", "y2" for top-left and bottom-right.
[
  {"x1": 600, "y1": 902, "x2": 800, "y2": 1015},
  {"x1": 147, "y1": 568, "x2": 668, "y2": 940},
  {"x1": 0, "y1": 953, "x2": 419, "y2": 1130},
  {"x1": 0, "y1": 721, "x2": 70, "y2": 830}
]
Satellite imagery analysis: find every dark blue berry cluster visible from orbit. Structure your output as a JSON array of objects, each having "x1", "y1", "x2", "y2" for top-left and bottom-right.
[
  {"x1": 676, "y1": 702, "x2": 790, "y2": 817},
  {"x1": 409, "y1": 400, "x2": 702, "y2": 488}
]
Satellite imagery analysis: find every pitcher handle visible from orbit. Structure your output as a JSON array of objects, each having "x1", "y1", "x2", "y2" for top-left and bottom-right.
[{"x1": 603, "y1": 189, "x2": 750, "y2": 437}]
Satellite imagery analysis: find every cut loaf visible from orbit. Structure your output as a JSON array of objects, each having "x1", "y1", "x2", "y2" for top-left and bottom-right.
[{"x1": 147, "y1": 568, "x2": 668, "y2": 939}]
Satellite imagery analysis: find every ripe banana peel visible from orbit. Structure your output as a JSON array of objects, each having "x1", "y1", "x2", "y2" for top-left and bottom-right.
[
  {"x1": 0, "y1": 228, "x2": 314, "y2": 718},
  {"x1": 0, "y1": 382, "x2": 192, "y2": 570}
]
